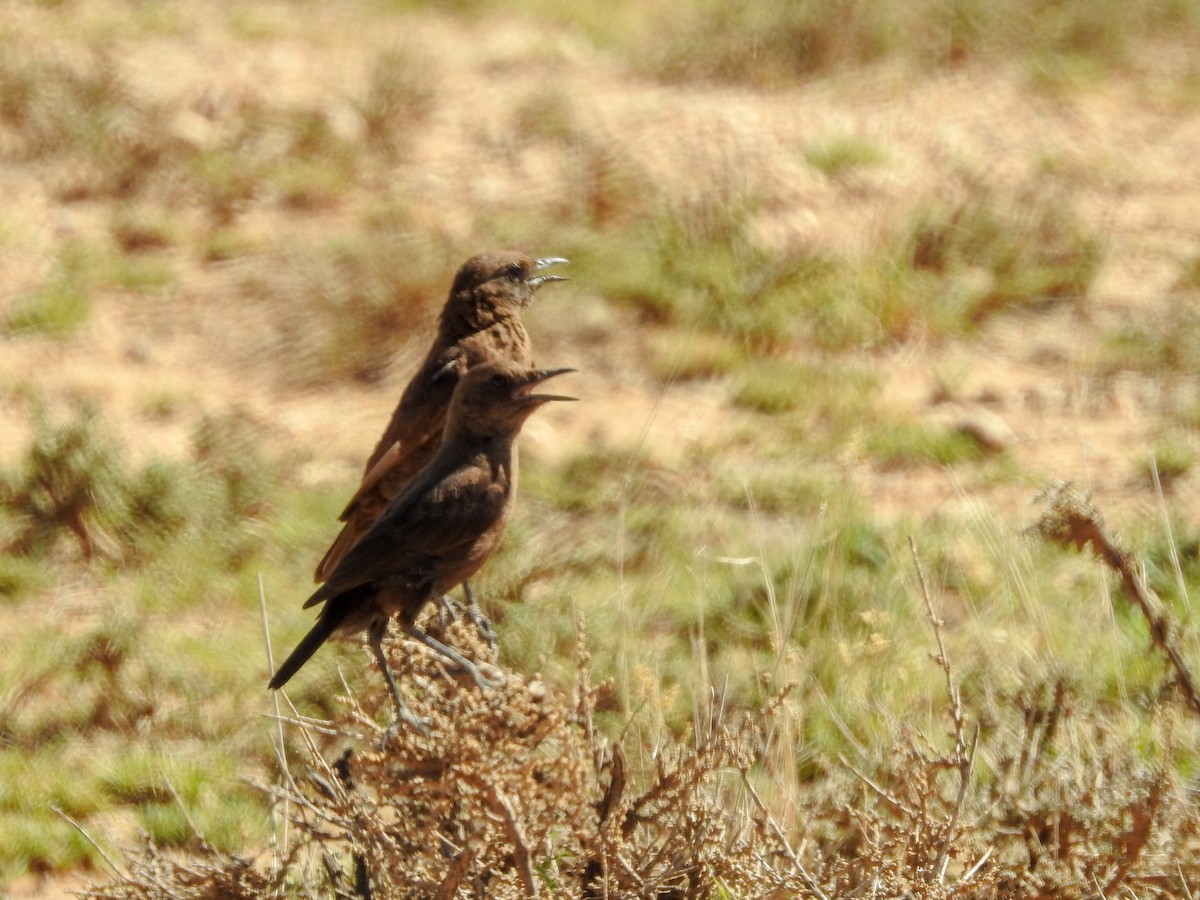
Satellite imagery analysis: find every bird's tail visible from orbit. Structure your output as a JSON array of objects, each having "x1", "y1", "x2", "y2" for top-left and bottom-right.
[{"x1": 269, "y1": 613, "x2": 340, "y2": 691}]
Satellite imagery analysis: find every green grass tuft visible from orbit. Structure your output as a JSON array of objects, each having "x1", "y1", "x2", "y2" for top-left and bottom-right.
[
  {"x1": 865, "y1": 421, "x2": 986, "y2": 468},
  {"x1": 0, "y1": 812, "x2": 96, "y2": 881},
  {"x1": 565, "y1": 170, "x2": 1102, "y2": 356},
  {"x1": 804, "y1": 134, "x2": 889, "y2": 176},
  {"x1": 358, "y1": 45, "x2": 439, "y2": 157},
  {"x1": 1137, "y1": 433, "x2": 1196, "y2": 491},
  {"x1": 6, "y1": 241, "x2": 97, "y2": 336}
]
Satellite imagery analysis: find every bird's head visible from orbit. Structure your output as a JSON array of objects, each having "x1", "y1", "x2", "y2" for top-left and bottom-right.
[
  {"x1": 447, "y1": 359, "x2": 576, "y2": 439},
  {"x1": 442, "y1": 251, "x2": 568, "y2": 332}
]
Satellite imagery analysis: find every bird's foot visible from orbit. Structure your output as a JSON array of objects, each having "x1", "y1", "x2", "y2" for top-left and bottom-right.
[
  {"x1": 459, "y1": 659, "x2": 504, "y2": 691},
  {"x1": 461, "y1": 581, "x2": 498, "y2": 654},
  {"x1": 434, "y1": 594, "x2": 498, "y2": 655},
  {"x1": 434, "y1": 593, "x2": 463, "y2": 627},
  {"x1": 382, "y1": 706, "x2": 432, "y2": 747},
  {"x1": 384, "y1": 674, "x2": 432, "y2": 737},
  {"x1": 456, "y1": 661, "x2": 502, "y2": 691},
  {"x1": 402, "y1": 624, "x2": 503, "y2": 691},
  {"x1": 368, "y1": 627, "x2": 432, "y2": 739}
]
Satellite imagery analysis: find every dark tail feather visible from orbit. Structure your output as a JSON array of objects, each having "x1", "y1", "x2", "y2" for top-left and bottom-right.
[{"x1": 269, "y1": 613, "x2": 340, "y2": 690}]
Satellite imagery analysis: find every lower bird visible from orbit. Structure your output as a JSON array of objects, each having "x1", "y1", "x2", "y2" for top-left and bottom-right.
[{"x1": 269, "y1": 360, "x2": 575, "y2": 729}]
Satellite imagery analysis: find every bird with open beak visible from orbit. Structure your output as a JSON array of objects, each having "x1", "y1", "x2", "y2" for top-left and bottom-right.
[
  {"x1": 313, "y1": 252, "x2": 568, "y2": 594},
  {"x1": 271, "y1": 360, "x2": 576, "y2": 730}
]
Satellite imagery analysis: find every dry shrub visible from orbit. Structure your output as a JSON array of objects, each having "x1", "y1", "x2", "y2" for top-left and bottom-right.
[
  {"x1": 253, "y1": 619, "x2": 788, "y2": 899},
  {"x1": 800, "y1": 678, "x2": 1195, "y2": 898},
  {"x1": 81, "y1": 614, "x2": 812, "y2": 898},
  {"x1": 77, "y1": 836, "x2": 291, "y2": 899},
  {"x1": 84, "y1": 610, "x2": 1200, "y2": 898}
]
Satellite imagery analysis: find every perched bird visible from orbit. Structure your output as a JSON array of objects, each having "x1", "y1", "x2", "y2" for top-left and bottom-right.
[
  {"x1": 314, "y1": 251, "x2": 568, "y2": 584},
  {"x1": 270, "y1": 360, "x2": 576, "y2": 728}
]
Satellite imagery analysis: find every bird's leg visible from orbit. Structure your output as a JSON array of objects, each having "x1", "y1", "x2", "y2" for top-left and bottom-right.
[
  {"x1": 460, "y1": 580, "x2": 498, "y2": 653},
  {"x1": 368, "y1": 620, "x2": 429, "y2": 735},
  {"x1": 434, "y1": 594, "x2": 463, "y2": 627},
  {"x1": 401, "y1": 623, "x2": 501, "y2": 690}
]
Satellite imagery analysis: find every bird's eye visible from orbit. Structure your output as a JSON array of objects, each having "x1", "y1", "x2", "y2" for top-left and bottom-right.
[
  {"x1": 501, "y1": 263, "x2": 523, "y2": 281},
  {"x1": 490, "y1": 374, "x2": 509, "y2": 389}
]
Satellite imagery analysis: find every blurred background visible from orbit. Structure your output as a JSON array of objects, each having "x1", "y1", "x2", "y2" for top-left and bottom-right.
[{"x1": 3, "y1": 0, "x2": 1200, "y2": 892}]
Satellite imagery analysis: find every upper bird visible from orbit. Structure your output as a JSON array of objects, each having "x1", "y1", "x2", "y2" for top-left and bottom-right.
[
  {"x1": 270, "y1": 360, "x2": 576, "y2": 726},
  {"x1": 314, "y1": 250, "x2": 568, "y2": 583}
]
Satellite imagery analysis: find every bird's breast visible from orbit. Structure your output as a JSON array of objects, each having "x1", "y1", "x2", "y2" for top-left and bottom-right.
[
  {"x1": 462, "y1": 320, "x2": 533, "y2": 367},
  {"x1": 424, "y1": 460, "x2": 514, "y2": 594}
]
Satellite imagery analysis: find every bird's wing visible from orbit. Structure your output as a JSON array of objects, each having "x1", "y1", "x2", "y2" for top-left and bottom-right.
[
  {"x1": 314, "y1": 348, "x2": 468, "y2": 581},
  {"x1": 344, "y1": 442, "x2": 401, "y2": 511},
  {"x1": 359, "y1": 346, "x2": 465, "y2": 477},
  {"x1": 306, "y1": 460, "x2": 507, "y2": 607}
]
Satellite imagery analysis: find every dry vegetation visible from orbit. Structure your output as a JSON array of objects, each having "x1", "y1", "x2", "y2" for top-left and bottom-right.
[
  {"x1": 4, "y1": 0, "x2": 1200, "y2": 897},
  {"x1": 77, "y1": 565, "x2": 1200, "y2": 898}
]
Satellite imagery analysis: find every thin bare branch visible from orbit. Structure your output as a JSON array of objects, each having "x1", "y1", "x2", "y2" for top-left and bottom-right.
[
  {"x1": 741, "y1": 772, "x2": 830, "y2": 900},
  {"x1": 52, "y1": 805, "x2": 125, "y2": 878},
  {"x1": 1030, "y1": 482, "x2": 1200, "y2": 720}
]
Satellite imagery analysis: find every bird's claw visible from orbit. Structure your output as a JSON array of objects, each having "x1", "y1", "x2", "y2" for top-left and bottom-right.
[
  {"x1": 460, "y1": 659, "x2": 503, "y2": 691},
  {"x1": 461, "y1": 603, "x2": 498, "y2": 654},
  {"x1": 382, "y1": 708, "x2": 431, "y2": 747},
  {"x1": 401, "y1": 623, "x2": 503, "y2": 692},
  {"x1": 435, "y1": 593, "x2": 498, "y2": 654},
  {"x1": 435, "y1": 594, "x2": 464, "y2": 628}
]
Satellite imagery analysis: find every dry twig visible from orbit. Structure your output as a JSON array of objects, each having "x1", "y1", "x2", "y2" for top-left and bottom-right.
[{"x1": 1029, "y1": 482, "x2": 1200, "y2": 719}]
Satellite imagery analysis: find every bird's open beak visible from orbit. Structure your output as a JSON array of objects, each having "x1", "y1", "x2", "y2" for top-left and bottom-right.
[
  {"x1": 528, "y1": 257, "x2": 569, "y2": 290},
  {"x1": 514, "y1": 367, "x2": 577, "y2": 403}
]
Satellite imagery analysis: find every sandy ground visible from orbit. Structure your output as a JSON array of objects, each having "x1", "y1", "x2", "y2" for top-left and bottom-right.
[{"x1": 3, "y1": 17, "x2": 1198, "y2": 531}]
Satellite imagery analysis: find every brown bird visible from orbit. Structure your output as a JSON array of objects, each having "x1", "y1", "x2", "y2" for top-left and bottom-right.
[
  {"x1": 314, "y1": 251, "x2": 568, "y2": 585},
  {"x1": 270, "y1": 360, "x2": 576, "y2": 728}
]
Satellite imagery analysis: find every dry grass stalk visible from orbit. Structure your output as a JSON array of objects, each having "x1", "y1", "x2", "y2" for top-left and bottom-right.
[
  {"x1": 909, "y1": 537, "x2": 980, "y2": 884},
  {"x1": 1028, "y1": 481, "x2": 1200, "y2": 719},
  {"x1": 77, "y1": 835, "x2": 294, "y2": 899}
]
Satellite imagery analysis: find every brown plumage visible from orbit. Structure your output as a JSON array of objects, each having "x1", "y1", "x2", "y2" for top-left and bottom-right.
[
  {"x1": 314, "y1": 251, "x2": 568, "y2": 583},
  {"x1": 270, "y1": 360, "x2": 575, "y2": 726}
]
